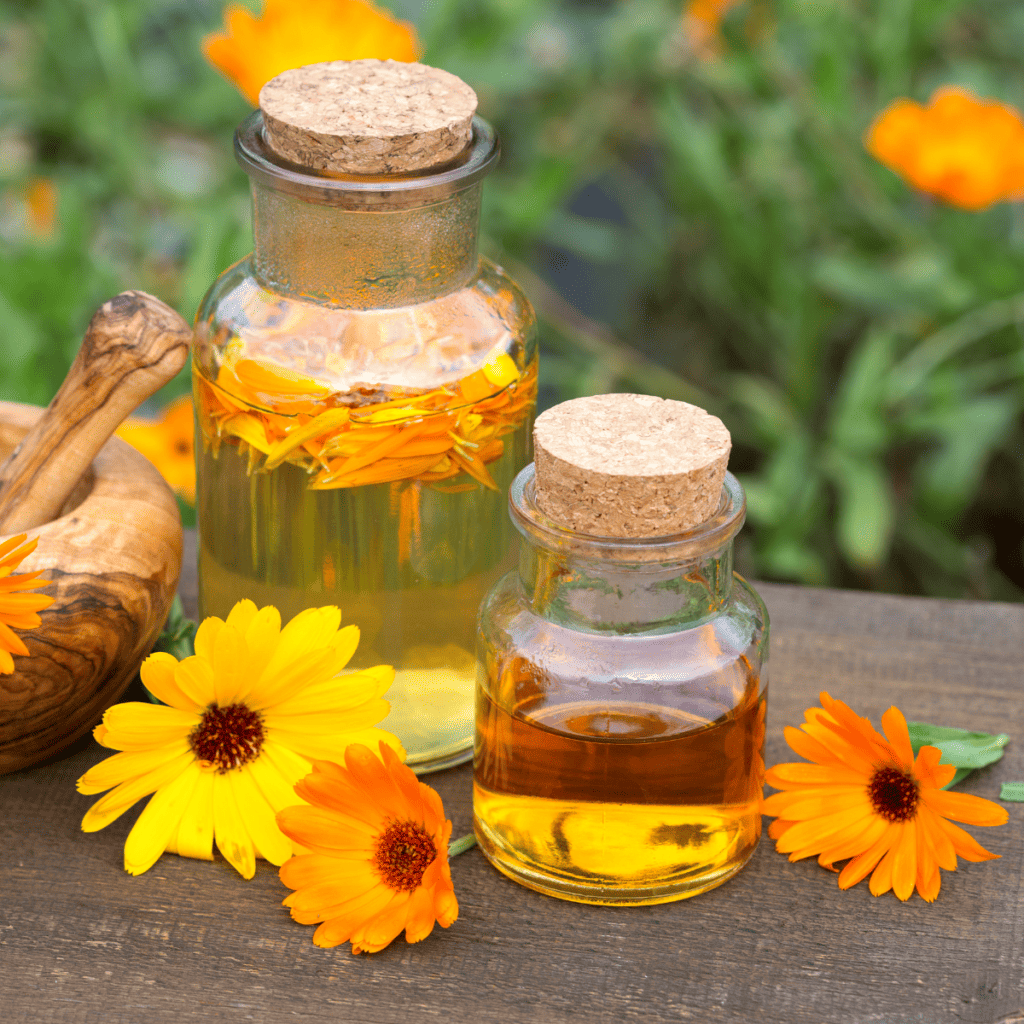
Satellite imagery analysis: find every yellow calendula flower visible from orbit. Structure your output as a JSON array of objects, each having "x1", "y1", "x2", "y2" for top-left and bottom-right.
[
  {"x1": 203, "y1": 0, "x2": 421, "y2": 106},
  {"x1": 116, "y1": 395, "x2": 196, "y2": 504},
  {"x1": 77, "y1": 600, "x2": 401, "y2": 878},
  {"x1": 0, "y1": 533, "x2": 55, "y2": 674}
]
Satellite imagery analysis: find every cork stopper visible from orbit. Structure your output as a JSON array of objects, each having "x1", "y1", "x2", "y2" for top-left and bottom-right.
[
  {"x1": 533, "y1": 394, "x2": 731, "y2": 538},
  {"x1": 259, "y1": 59, "x2": 478, "y2": 175}
]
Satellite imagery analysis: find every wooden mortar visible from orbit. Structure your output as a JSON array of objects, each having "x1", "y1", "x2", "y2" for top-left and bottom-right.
[{"x1": 0, "y1": 292, "x2": 190, "y2": 774}]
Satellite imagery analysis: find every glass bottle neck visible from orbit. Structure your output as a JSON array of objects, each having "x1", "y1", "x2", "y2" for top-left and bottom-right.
[
  {"x1": 250, "y1": 181, "x2": 482, "y2": 309},
  {"x1": 519, "y1": 543, "x2": 735, "y2": 634},
  {"x1": 509, "y1": 466, "x2": 746, "y2": 635}
]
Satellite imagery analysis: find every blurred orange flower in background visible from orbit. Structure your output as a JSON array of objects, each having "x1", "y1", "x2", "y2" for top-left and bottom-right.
[
  {"x1": 203, "y1": 0, "x2": 421, "y2": 105},
  {"x1": 683, "y1": 0, "x2": 741, "y2": 57},
  {"x1": 866, "y1": 86, "x2": 1024, "y2": 210},
  {"x1": 116, "y1": 395, "x2": 195, "y2": 504},
  {"x1": 24, "y1": 178, "x2": 57, "y2": 237}
]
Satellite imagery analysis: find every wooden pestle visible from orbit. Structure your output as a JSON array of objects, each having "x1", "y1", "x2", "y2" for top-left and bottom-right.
[{"x1": 0, "y1": 291, "x2": 191, "y2": 534}]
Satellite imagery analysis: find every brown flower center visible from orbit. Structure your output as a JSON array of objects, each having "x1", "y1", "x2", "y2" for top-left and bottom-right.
[
  {"x1": 373, "y1": 820, "x2": 437, "y2": 892},
  {"x1": 189, "y1": 703, "x2": 265, "y2": 773},
  {"x1": 868, "y1": 765, "x2": 919, "y2": 822}
]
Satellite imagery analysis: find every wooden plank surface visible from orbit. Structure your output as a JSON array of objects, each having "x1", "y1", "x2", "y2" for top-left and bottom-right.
[{"x1": 3, "y1": 531, "x2": 1023, "y2": 1024}]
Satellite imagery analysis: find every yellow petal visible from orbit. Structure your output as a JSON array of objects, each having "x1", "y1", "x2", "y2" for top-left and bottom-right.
[
  {"x1": 81, "y1": 749, "x2": 196, "y2": 831},
  {"x1": 232, "y1": 766, "x2": 294, "y2": 866},
  {"x1": 259, "y1": 606, "x2": 341, "y2": 679},
  {"x1": 267, "y1": 699, "x2": 390, "y2": 738},
  {"x1": 213, "y1": 771, "x2": 256, "y2": 878},
  {"x1": 140, "y1": 653, "x2": 201, "y2": 712},
  {"x1": 269, "y1": 669, "x2": 391, "y2": 717},
  {"x1": 124, "y1": 762, "x2": 202, "y2": 875},
  {"x1": 77, "y1": 741, "x2": 191, "y2": 795},
  {"x1": 174, "y1": 655, "x2": 218, "y2": 708},
  {"x1": 225, "y1": 599, "x2": 259, "y2": 635},
  {"x1": 193, "y1": 615, "x2": 225, "y2": 665},
  {"x1": 267, "y1": 724, "x2": 400, "y2": 766},
  {"x1": 247, "y1": 751, "x2": 306, "y2": 815},
  {"x1": 173, "y1": 768, "x2": 216, "y2": 861},
  {"x1": 243, "y1": 605, "x2": 282, "y2": 680},
  {"x1": 212, "y1": 622, "x2": 248, "y2": 705},
  {"x1": 99, "y1": 703, "x2": 198, "y2": 751},
  {"x1": 260, "y1": 739, "x2": 314, "y2": 788},
  {"x1": 250, "y1": 648, "x2": 342, "y2": 710}
]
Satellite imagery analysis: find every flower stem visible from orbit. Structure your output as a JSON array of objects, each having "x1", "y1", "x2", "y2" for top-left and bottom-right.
[{"x1": 448, "y1": 833, "x2": 477, "y2": 857}]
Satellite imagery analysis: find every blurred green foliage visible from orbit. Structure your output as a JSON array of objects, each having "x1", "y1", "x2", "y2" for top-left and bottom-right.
[{"x1": 2, "y1": 0, "x2": 1023, "y2": 599}]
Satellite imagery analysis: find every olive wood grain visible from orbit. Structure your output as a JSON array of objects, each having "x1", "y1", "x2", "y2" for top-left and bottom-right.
[
  {"x1": 0, "y1": 402, "x2": 182, "y2": 774},
  {"x1": 0, "y1": 291, "x2": 190, "y2": 534}
]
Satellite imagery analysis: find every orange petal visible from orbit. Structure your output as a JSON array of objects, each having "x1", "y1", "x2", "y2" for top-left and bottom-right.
[
  {"x1": 922, "y1": 788, "x2": 1009, "y2": 827},
  {"x1": 764, "y1": 762, "x2": 866, "y2": 788},
  {"x1": 934, "y1": 817, "x2": 1001, "y2": 863},
  {"x1": 913, "y1": 745, "x2": 956, "y2": 790},
  {"x1": 868, "y1": 831, "x2": 901, "y2": 896},
  {"x1": 880, "y1": 706, "x2": 915, "y2": 769},
  {"x1": 891, "y1": 815, "x2": 917, "y2": 901},
  {"x1": 837, "y1": 826, "x2": 898, "y2": 890}
]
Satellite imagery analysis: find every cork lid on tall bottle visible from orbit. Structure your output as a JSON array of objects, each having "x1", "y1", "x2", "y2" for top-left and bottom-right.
[
  {"x1": 533, "y1": 394, "x2": 732, "y2": 538},
  {"x1": 258, "y1": 59, "x2": 479, "y2": 175}
]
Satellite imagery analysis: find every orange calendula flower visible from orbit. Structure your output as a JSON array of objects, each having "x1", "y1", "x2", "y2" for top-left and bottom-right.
[
  {"x1": 866, "y1": 86, "x2": 1024, "y2": 210},
  {"x1": 116, "y1": 395, "x2": 195, "y2": 504},
  {"x1": 277, "y1": 741, "x2": 458, "y2": 952},
  {"x1": 25, "y1": 178, "x2": 57, "y2": 237},
  {"x1": 77, "y1": 600, "x2": 401, "y2": 878},
  {"x1": 683, "y1": 0, "x2": 740, "y2": 57},
  {"x1": 764, "y1": 693, "x2": 1009, "y2": 902},
  {"x1": 203, "y1": 0, "x2": 421, "y2": 106},
  {"x1": 0, "y1": 534, "x2": 54, "y2": 674}
]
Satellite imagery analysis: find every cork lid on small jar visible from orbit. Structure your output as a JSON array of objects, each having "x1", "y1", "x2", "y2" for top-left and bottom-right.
[
  {"x1": 533, "y1": 394, "x2": 732, "y2": 539},
  {"x1": 259, "y1": 59, "x2": 479, "y2": 175}
]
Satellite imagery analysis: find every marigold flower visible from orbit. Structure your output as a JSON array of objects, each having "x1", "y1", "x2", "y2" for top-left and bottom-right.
[
  {"x1": 203, "y1": 0, "x2": 421, "y2": 106},
  {"x1": 0, "y1": 534, "x2": 54, "y2": 674},
  {"x1": 116, "y1": 395, "x2": 196, "y2": 504},
  {"x1": 77, "y1": 600, "x2": 401, "y2": 878},
  {"x1": 866, "y1": 87, "x2": 1024, "y2": 210},
  {"x1": 24, "y1": 178, "x2": 57, "y2": 237},
  {"x1": 683, "y1": 0, "x2": 740, "y2": 57},
  {"x1": 277, "y1": 741, "x2": 458, "y2": 952},
  {"x1": 764, "y1": 693, "x2": 1008, "y2": 902}
]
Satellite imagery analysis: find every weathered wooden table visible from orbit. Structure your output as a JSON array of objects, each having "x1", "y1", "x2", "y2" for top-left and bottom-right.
[{"x1": 3, "y1": 532, "x2": 1022, "y2": 1023}]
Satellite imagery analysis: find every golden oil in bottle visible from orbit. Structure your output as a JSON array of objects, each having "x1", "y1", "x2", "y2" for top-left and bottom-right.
[
  {"x1": 475, "y1": 651, "x2": 765, "y2": 904},
  {"x1": 195, "y1": 363, "x2": 534, "y2": 767},
  {"x1": 474, "y1": 395, "x2": 768, "y2": 903},
  {"x1": 193, "y1": 61, "x2": 537, "y2": 772}
]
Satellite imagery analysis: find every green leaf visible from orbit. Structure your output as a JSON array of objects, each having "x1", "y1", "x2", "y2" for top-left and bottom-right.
[
  {"x1": 907, "y1": 721, "x2": 1009, "y2": 789},
  {"x1": 999, "y1": 782, "x2": 1024, "y2": 802}
]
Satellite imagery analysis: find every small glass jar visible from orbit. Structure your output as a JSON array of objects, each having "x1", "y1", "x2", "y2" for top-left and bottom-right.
[
  {"x1": 474, "y1": 466, "x2": 768, "y2": 905},
  {"x1": 192, "y1": 72, "x2": 537, "y2": 773}
]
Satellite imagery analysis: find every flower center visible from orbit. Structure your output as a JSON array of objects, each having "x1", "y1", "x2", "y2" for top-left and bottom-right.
[
  {"x1": 373, "y1": 820, "x2": 437, "y2": 892},
  {"x1": 189, "y1": 703, "x2": 265, "y2": 773},
  {"x1": 868, "y1": 765, "x2": 919, "y2": 822}
]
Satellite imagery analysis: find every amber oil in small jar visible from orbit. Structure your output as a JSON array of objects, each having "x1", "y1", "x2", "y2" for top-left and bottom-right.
[{"x1": 474, "y1": 395, "x2": 768, "y2": 905}]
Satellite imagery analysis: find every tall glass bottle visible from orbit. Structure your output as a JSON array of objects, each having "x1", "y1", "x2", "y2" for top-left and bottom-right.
[{"x1": 192, "y1": 62, "x2": 537, "y2": 772}]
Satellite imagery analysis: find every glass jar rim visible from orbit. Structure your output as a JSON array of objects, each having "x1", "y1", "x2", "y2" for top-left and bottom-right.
[
  {"x1": 509, "y1": 463, "x2": 746, "y2": 564},
  {"x1": 234, "y1": 111, "x2": 499, "y2": 210}
]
